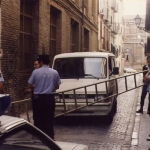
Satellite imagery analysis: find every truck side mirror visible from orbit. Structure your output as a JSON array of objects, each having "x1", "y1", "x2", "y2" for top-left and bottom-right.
[{"x1": 113, "y1": 67, "x2": 119, "y2": 75}]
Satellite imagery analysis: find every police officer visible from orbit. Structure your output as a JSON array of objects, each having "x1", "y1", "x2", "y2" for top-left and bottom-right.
[{"x1": 26, "y1": 54, "x2": 61, "y2": 140}]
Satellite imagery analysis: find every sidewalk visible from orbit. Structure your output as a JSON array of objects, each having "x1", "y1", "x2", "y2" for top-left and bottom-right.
[{"x1": 131, "y1": 87, "x2": 150, "y2": 150}]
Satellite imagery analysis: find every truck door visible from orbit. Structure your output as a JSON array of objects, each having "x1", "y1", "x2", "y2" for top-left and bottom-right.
[{"x1": 108, "y1": 57, "x2": 116, "y2": 94}]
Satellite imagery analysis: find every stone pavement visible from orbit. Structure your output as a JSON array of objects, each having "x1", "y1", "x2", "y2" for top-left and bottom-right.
[
  {"x1": 131, "y1": 86, "x2": 150, "y2": 150},
  {"x1": 20, "y1": 78, "x2": 150, "y2": 150}
]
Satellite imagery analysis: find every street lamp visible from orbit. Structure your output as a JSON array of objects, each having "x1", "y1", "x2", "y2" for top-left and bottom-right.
[
  {"x1": 134, "y1": 14, "x2": 141, "y2": 26},
  {"x1": 134, "y1": 14, "x2": 150, "y2": 33}
]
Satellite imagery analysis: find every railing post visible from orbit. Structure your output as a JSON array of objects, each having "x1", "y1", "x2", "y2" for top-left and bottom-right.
[
  {"x1": 84, "y1": 87, "x2": 88, "y2": 106},
  {"x1": 25, "y1": 101, "x2": 30, "y2": 122},
  {"x1": 73, "y1": 89, "x2": 77, "y2": 109},
  {"x1": 62, "y1": 92, "x2": 67, "y2": 113},
  {"x1": 95, "y1": 84, "x2": 98, "y2": 101},
  {"x1": 134, "y1": 74, "x2": 137, "y2": 88},
  {"x1": 125, "y1": 76, "x2": 128, "y2": 91}
]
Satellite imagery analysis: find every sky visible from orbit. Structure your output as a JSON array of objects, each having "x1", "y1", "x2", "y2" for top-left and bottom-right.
[{"x1": 123, "y1": 0, "x2": 146, "y2": 16}]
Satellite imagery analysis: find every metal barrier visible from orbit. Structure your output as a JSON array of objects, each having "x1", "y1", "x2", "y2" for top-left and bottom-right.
[
  {"x1": 54, "y1": 71, "x2": 144, "y2": 117},
  {"x1": 11, "y1": 98, "x2": 31, "y2": 122},
  {"x1": 10, "y1": 71, "x2": 145, "y2": 122}
]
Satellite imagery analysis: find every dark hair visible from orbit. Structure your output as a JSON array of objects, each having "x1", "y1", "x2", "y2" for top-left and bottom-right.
[
  {"x1": 41, "y1": 58, "x2": 50, "y2": 65},
  {"x1": 38, "y1": 55, "x2": 50, "y2": 65},
  {"x1": 34, "y1": 58, "x2": 40, "y2": 64}
]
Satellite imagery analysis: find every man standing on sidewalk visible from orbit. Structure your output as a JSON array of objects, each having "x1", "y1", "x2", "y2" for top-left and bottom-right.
[
  {"x1": 136, "y1": 55, "x2": 150, "y2": 113},
  {"x1": 33, "y1": 58, "x2": 41, "y2": 69},
  {"x1": 26, "y1": 54, "x2": 61, "y2": 140},
  {"x1": 24, "y1": 58, "x2": 41, "y2": 93}
]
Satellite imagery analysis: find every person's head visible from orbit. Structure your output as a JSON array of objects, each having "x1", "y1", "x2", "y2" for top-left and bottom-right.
[
  {"x1": 38, "y1": 55, "x2": 50, "y2": 65},
  {"x1": 34, "y1": 58, "x2": 40, "y2": 69}
]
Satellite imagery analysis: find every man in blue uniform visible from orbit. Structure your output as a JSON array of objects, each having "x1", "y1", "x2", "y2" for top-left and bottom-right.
[{"x1": 26, "y1": 54, "x2": 61, "y2": 140}]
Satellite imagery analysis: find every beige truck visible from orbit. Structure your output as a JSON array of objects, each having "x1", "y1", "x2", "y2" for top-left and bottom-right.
[{"x1": 53, "y1": 52, "x2": 119, "y2": 123}]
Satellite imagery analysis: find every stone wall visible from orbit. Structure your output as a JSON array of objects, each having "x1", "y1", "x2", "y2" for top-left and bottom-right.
[{"x1": 0, "y1": 0, "x2": 98, "y2": 115}]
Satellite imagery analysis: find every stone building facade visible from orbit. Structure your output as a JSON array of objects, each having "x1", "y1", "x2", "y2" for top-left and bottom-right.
[
  {"x1": 0, "y1": 0, "x2": 98, "y2": 106},
  {"x1": 123, "y1": 15, "x2": 149, "y2": 70},
  {"x1": 98, "y1": 0, "x2": 124, "y2": 74}
]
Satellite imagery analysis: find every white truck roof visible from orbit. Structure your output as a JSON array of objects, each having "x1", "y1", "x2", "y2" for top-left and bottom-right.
[{"x1": 54, "y1": 52, "x2": 115, "y2": 59}]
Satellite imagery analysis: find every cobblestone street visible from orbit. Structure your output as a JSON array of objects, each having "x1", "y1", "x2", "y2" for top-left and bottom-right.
[{"x1": 54, "y1": 74, "x2": 142, "y2": 150}]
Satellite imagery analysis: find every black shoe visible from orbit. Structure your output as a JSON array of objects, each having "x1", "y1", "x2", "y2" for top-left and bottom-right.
[
  {"x1": 147, "y1": 137, "x2": 150, "y2": 141},
  {"x1": 136, "y1": 109, "x2": 143, "y2": 113},
  {"x1": 147, "y1": 111, "x2": 150, "y2": 115}
]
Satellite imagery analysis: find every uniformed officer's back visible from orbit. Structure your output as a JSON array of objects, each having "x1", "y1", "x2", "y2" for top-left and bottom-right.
[
  {"x1": 29, "y1": 66, "x2": 60, "y2": 94},
  {"x1": 27, "y1": 54, "x2": 61, "y2": 140}
]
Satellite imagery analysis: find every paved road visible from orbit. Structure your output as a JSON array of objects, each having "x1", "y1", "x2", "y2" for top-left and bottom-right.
[{"x1": 54, "y1": 74, "x2": 142, "y2": 150}]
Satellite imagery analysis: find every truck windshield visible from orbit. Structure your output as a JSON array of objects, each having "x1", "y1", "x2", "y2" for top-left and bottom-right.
[{"x1": 54, "y1": 57, "x2": 107, "y2": 79}]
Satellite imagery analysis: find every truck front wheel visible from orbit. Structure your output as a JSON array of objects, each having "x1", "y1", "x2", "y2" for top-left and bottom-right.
[
  {"x1": 113, "y1": 97, "x2": 117, "y2": 113},
  {"x1": 105, "y1": 108, "x2": 114, "y2": 124}
]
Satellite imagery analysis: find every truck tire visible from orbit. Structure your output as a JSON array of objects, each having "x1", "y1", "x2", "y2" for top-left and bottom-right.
[
  {"x1": 113, "y1": 97, "x2": 117, "y2": 113},
  {"x1": 105, "y1": 108, "x2": 114, "y2": 124}
]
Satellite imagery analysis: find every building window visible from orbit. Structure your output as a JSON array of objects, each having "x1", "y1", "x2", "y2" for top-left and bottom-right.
[
  {"x1": 92, "y1": 0, "x2": 96, "y2": 22},
  {"x1": 20, "y1": 0, "x2": 34, "y2": 71},
  {"x1": 102, "y1": 38, "x2": 105, "y2": 49},
  {"x1": 84, "y1": 28, "x2": 89, "y2": 52},
  {"x1": 70, "y1": 19, "x2": 79, "y2": 52},
  {"x1": 50, "y1": 6, "x2": 61, "y2": 66},
  {"x1": 84, "y1": 0, "x2": 88, "y2": 16}
]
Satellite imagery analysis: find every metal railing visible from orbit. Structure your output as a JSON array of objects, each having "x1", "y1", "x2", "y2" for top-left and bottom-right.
[
  {"x1": 10, "y1": 71, "x2": 145, "y2": 122},
  {"x1": 11, "y1": 98, "x2": 31, "y2": 122},
  {"x1": 54, "y1": 71, "x2": 143, "y2": 117}
]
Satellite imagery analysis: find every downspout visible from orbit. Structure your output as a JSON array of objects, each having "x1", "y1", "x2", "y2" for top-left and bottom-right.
[
  {"x1": 81, "y1": 0, "x2": 84, "y2": 52},
  {"x1": 0, "y1": 0, "x2": 2, "y2": 70}
]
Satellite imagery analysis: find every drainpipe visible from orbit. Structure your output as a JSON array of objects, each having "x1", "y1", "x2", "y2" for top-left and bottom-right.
[
  {"x1": 145, "y1": 0, "x2": 150, "y2": 31},
  {"x1": 81, "y1": 0, "x2": 84, "y2": 52},
  {"x1": 0, "y1": 0, "x2": 2, "y2": 71}
]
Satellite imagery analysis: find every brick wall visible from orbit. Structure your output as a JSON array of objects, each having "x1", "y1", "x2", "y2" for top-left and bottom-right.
[
  {"x1": 1, "y1": 0, "x2": 40, "y2": 101},
  {"x1": 1, "y1": 0, "x2": 20, "y2": 99},
  {"x1": 0, "y1": 0, "x2": 98, "y2": 116},
  {"x1": 38, "y1": 0, "x2": 50, "y2": 54},
  {"x1": 50, "y1": 0, "x2": 98, "y2": 52}
]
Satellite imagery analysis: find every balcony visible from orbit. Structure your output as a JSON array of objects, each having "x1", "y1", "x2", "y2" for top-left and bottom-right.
[
  {"x1": 111, "y1": 23, "x2": 120, "y2": 35},
  {"x1": 103, "y1": 15, "x2": 111, "y2": 24},
  {"x1": 111, "y1": 0, "x2": 118, "y2": 13}
]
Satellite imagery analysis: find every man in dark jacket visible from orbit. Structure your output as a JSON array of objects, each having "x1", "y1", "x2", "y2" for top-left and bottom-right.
[{"x1": 136, "y1": 56, "x2": 149, "y2": 113}]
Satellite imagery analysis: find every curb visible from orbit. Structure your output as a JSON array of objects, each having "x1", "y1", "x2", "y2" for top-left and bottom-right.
[{"x1": 130, "y1": 84, "x2": 142, "y2": 149}]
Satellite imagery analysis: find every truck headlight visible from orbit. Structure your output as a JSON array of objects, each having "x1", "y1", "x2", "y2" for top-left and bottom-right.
[
  {"x1": 94, "y1": 95, "x2": 105, "y2": 102},
  {"x1": 55, "y1": 95, "x2": 61, "y2": 103},
  {"x1": 95, "y1": 95, "x2": 111, "y2": 103}
]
